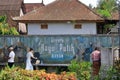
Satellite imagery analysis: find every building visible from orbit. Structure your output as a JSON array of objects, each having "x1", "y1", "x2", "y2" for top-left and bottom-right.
[
  {"x1": 23, "y1": 3, "x2": 44, "y2": 14},
  {"x1": 0, "y1": 0, "x2": 45, "y2": 34},
  {"x1": 0, "y1": 0, "x2": 27, "y2": 34},
  {"x1": 13, "y1": 0, "x2": 104, "y2": 35}
]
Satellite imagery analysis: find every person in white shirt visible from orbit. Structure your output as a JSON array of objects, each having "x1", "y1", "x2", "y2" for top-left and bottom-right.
[
  {"x1": 25, "y1": 48, "x2": 37, "y2": 70},
  {"x1": 8, "y1": 47, "x2": 15, "y2": 68}
]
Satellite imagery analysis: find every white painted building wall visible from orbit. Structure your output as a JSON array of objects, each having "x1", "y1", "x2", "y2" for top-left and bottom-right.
[
  {"x1": 28, "y1": 23, "x2": 97, "y2": 35},
  {"x1": 101, "y1": 48, "x2": 113, "y2": 67}
]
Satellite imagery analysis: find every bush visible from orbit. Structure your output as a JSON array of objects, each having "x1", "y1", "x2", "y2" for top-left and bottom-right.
[
  {"x1": 0, "y1": 66, "x2": 77, "y2": 80},
  {"x1": 0, "y1": 15, "x2": 19, "y2": 35},
  {"x1": 95, "y1": 65, "x2": 120, "y2": 80},
  {"x1": 68, "y1": 60, "x2": 120, "y2": 80},
  {"x1": 68, "y1": 60, "x2": 92, "y2": 80}
]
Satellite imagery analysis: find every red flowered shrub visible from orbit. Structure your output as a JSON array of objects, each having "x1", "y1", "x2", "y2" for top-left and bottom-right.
[{"x1": 0, "y1": 67, "x2": 77, "y2": 80}]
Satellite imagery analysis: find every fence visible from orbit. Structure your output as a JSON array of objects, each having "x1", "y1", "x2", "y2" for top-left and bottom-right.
[{"x1": 0, "y1": 34, "x2": 119, "y2": 64}]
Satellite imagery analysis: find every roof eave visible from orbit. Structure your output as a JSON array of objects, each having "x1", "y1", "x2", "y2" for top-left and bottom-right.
[{"x1": 13, "y1": 19, "x2": 105, "y2": 23}]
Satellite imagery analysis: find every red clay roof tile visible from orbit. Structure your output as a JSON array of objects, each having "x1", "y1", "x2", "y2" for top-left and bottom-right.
[
  {"x1": 23, "y1": 3, "x2": 44, "y2": 13},
  {"x1": 13, "y1": 0, "x2": 104, "y2": 23},
  {"x1": 111, "y1": 11, "x2": 119, "y2": 20}
]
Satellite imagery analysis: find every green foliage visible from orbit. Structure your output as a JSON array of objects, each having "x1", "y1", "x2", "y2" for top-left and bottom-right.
[
  {"x1": 97, "y1": 10, "x2": 111, "y2": 18},
  {"x1": 9, "y1": 27, "x2": 19, "y2": 35},
  {"x1": 68, "y1": 60, "x2": 120, "y2": 80},
  {"x1": 96, "y1": 0, "x2": 117, "y2": 34},
  {"x1": 0, "y1": 66, "x2": 37, "y2": 80},
  {"x1": 96, "y1": 0, "x2": 117, "y2": 18},
  {"x1": 0, "y1": 16, "x2": 6, "y2": 23},
  {"x1": 0, "y1": 66, "x2": 77, "y2": 80},
  {"x1": 68, "y1": 60, "x2": 92, "y2": 80},
  {"x1": 103, "y1": 24, "x2": 115, "y2": 33},
  {"x1": 0, "y1": 15, "x2": 19, "y2": 35},
  {"x1": 94, "y1": 66, "x2": 120, "y2": 80},
  {"x1": 105, "y1": 67, "x2": 120, "y2": 80}
]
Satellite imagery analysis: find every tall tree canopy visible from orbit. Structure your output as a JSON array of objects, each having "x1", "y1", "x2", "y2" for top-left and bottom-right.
[
  {"x1": 96, "y1": 0, "x2": 119, "y2": 34},
  {"x1": 96, "y1": 0, "x2": 118, "y2": 18}
]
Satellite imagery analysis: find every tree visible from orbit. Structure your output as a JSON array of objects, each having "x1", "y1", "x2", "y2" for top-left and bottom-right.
[
  {"x1": 96, "y1": 0, "x2": 117, "y2": 18},
  {"x1": 88, "y1": 4, "x2": 93, "y2": 9},
  {"x1": 96, "y1": 0, "x2": 118, "y2": 33},
  {"x1": 0, "y1": 15, "x2": 19, "y2": 35}
]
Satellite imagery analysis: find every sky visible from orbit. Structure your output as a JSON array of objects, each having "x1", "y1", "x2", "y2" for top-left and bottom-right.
[{"x1": 24, "y1": 0, "x2": 98, "y2": 7}]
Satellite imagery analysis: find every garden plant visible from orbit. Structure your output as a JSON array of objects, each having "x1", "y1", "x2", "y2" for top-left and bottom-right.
[{"x1": 0, "y1": 66, "x2": 77, "y2": 80}]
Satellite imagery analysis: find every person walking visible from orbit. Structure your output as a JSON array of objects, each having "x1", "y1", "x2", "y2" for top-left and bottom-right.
[
  {"x1": 25, "y1": 48, "x2": 37, "y2": 70},
  {"x1": 91, "y1": 47, "x2": 101, "y2": 75},
  {"x1": 8, "y1": 46, "x2": 15, "y2": 68}
]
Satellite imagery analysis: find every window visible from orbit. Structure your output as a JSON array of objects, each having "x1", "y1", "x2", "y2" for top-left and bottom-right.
[
  {"x1": 74, "y1": 24, "x2": 82, "y2": 29},
  {"x1": 41, "y1": 24, "x2": 48, "y2": 29}
]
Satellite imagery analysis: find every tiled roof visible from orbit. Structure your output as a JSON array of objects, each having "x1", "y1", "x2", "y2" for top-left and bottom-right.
[
  {"x1": 0, "y1": 0, "x2": 23, "y2": 27},
  {"x1": 111, "y1": 11, "x2": 119, "y2": 20},
  {"x1": 0, "y1": 0, "x2": 23, "y2": 11},
  {"x1": 13, "y1": 0, "x2": 104, "y2": 23},
  {"x1": 23, "y1": 3, "x2": 44, "y2": 13}
]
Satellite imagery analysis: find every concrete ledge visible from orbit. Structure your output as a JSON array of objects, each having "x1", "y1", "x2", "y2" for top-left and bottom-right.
[
  {"x1": 33, "y1": 64, "x2": 70, "y2": 67},
  {"x1": 0, "y1": 63, "x2": 7, "y2": 66}
]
